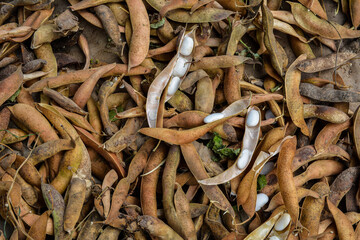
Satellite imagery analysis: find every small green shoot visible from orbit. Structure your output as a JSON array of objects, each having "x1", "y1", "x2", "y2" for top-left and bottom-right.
[
  {"x1": 257, "y1": 174, "x2": 267, "y2": 191},
  {"x1": 109, "y1": 106, "x2": 124, "y2": 122},
  {"x1": 7, "y1": 87, "x2": 21, "y2": 102},
  {"x1": 239, "y1": 39, "x2": 261, "y2": 60},
  {"x1": 270, "y1": 85, "x2": 282, "y2": 93},
  {"x1": 207, "y1": 133, "x2": 240, "y2": 161},
  {"x1": 150, "y1": 18, "x2": 165, "y2": 29}
]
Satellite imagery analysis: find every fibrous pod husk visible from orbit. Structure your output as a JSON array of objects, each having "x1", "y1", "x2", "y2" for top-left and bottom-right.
[
  {"x1": 159, "y1": 0, "x2": 198, "y2": 17},
  {"x1": 74, "y1": 126, "x2": 126, "y2": 178},
  {"x1": 94, "y1": 5, "x2": 124, "y2": 52},
  {"x1": 97, "y1": 226, "x2": 121, "y2": 240},
  {"x1": 314, "y1": 120, "x2": 351, "y2": 153},
  {"x1": 105, "y1": 139, "x2": 156, "y2": 225},
  {"x1": 27, "y1": 210, "x2": 50, "y2": 240},
  {"x1": 224, "y1": 65, "x2": 243, "y2": 104},
  {"x1": 140, "y1": 143, "x2": 167, "y2": 217},
  {"x1": 265, "y1": 187, "x2": 320, "y2": 212},
  {"x1": 189, "y1": 55, "x2": 250, "y2": 71}
]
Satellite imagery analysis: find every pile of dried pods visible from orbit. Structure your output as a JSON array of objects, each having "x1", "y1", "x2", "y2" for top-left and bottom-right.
[{"x1": 1, "y1": 0, "x2": 360, "y2": 239}]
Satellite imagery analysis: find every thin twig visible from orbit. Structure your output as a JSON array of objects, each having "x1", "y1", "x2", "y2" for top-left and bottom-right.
[{"x1": 6, "y1": 134, "x2": 40, "y2": 240}]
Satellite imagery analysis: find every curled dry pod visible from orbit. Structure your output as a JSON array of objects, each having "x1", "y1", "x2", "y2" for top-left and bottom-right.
[
  {"x1": 353, "y1": 106, "x2": 360, "y2": 161},
  {"x1": 126, "y1": 0, "x2": 150, "y2": 70},
  {"x1": 146, "y1": 28, "x2": 196, "y2": 128},
  {"x1": 138, "y1": 215, "x2": 183, "y2": 240},
  {"x1": 265, "y1": 187, "x2": 320, "y2": 212},
  {"x1": 327, "y1": 197, "x2": 356, "y2": 240},
  {"x1": 329, "y1": 167, "x2": 360, "y2": 207},
  {"x1": 41, "y1": 182, "x2": 65, "y2": 240},
  {"x1": 28, "y1": 139, "x2": 75, "y2": 166},
  {"x1": 198, "y1": 106, "x2": 261, "y2": 185},
  {"x1": 0, "y1": 66, "x2": 23, "y2": 106},
  {"x1": 297, "y1": 51, "x2": 358, "y2": 74},
  {"x1": 303, "y1": 104, "x2": 350, "y2": 123},
  {"x1": 42, "y1": 87, "x2": 87, "y2": 116},
  {"x1": 159, "y1": 0, "x2": 198, "y2": 17},
  {"x1": 180, "y1": 142, "x2": 236, "y2": 218},
  {"x1": 285, "y1": 54, "x2": 309, "y2": 136},
  {"x1": 350, "y1": 0, "x2": 360, "y2": 28},
  {"x1": 300, "y1": 83, "x2": 360, "y2": 102},
  {"x1": 299, "y1": 181, "x2": 330, "y2": 239},
  {"x1": 277, "y1": 136, "x2": 299, "y2": 224},
  {"x1": 297, "y1": 39, "x2": 360, "y2": 73},
  {"x1": 146, "y1": 0, "x2": 233, "y2": 23},
  {"x1": 262, "y1": 3, "x2": 284, "y2": 76},
  {"x1": 289, "y1": 2, "x2": 360, "y2": 39},
  {"x1": 63, "y1": 176, "x2": 86, "y2": 232},
  {"x1": 238, "y1": 137, "x2": 291, "y2": 215}
]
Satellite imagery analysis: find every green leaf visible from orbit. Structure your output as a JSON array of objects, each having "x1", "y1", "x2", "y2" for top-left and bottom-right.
[
  {"x1": 8, "y1": 88, "x2": 21, "y2": 102},
  {"x1": 150, "y1": 18, "x2": 165, "y2": 29},
  {"x1": 270, "y1": 85, "x2": 281, "y2": 93},
  {"x1": 109, "y1": 106, "x2": 124, "y2": 122},
  {"x1": 207, "y1": 133, "x2": 240, "y2": 161},
  {"x1": 218, "y1": 148, "x2": 241, "y2": 159},
  {"x1": 257, "y1": 175, "x2": 267, "y2": 191}
]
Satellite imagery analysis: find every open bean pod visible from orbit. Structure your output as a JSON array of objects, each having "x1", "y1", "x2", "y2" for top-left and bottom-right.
[
  {"x1": 198, "y1": 106, "x2": 261, "y2": 185},
  {"x1": 146, "y1": 28, "x2": 196, "y2": 128}
]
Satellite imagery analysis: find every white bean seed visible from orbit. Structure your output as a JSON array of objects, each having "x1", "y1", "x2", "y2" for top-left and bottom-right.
[
  {"x1": 274, "y1": 213, "x2": 291, "y2": 232},
  {"x1": 255, "y1": 193, "x2": 269, "y2": 211},
  {"x1": 203, "y1": 113, "x2": 225, "y2": 123},
  {"x1": 180, "y1": 36, "x2": 194, "y2": 56},
  {"x1": 246, "y1": 109, "x2": 260, "y2": 127}
]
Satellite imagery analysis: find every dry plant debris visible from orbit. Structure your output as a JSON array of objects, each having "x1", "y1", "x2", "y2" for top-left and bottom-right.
[{"x1": 0, "y1": 0, "x2": 360, "y2": 239}]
